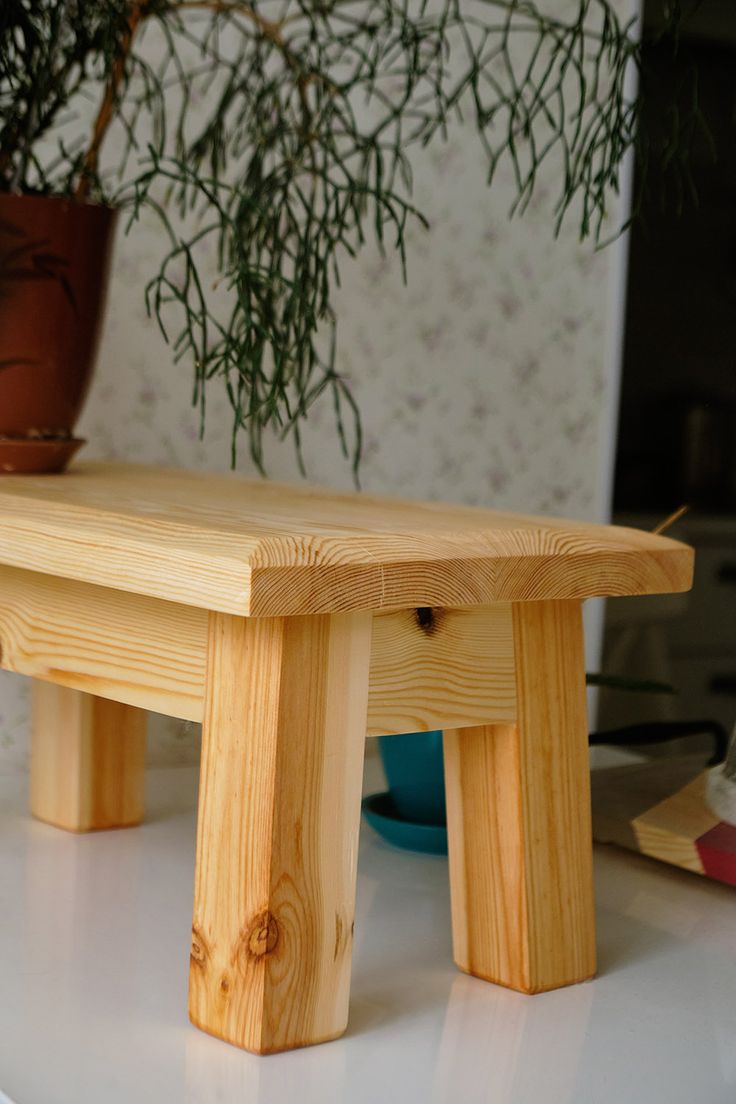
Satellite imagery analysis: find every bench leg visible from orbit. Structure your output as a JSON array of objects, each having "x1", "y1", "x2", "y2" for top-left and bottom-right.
[
  {"x1": 30, "y1": 681, "x2": 147, "y2": 832},
  {"x1": 189, "y1": 611, "x2": 372, "y2": 1054},
  {"x1": 443, "y1": 599, "x2": 596, "y2": 993}
]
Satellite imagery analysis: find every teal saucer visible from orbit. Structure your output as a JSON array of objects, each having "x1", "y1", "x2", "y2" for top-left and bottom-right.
[{"x1": 362, "y1": 792, "x2": 448, "y2": 855}]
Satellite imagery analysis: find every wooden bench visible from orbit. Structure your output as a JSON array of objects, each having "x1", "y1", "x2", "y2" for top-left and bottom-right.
[{"x1": 0, "y1": 462, "x2": 693, "y2": 1053}]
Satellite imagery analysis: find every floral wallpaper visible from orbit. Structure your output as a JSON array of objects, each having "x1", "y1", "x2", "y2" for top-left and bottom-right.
[{"x1": 0, "y1": 130, "x2": 627, "y2": 773}]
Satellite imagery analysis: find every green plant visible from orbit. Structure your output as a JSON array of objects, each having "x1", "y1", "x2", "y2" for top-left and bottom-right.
[{"x1": 0, "y1": 1, "x2": 693, "y2": 472}]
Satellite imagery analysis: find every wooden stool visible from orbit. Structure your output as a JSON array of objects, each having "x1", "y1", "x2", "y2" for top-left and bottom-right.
[{"x1": 0, "y1": 463, "x2": 693, "y2": 1053}]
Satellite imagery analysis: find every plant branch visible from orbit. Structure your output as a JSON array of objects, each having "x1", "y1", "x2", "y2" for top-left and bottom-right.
[
  {"x1": 74, "y1": 2, "x2": 151, "y2": 200},
  {"x1": 1, "y1": 0, "x2": 695, "y2": 474},
  {"x1": 175, "y1": 0, "x2": 285, "y2": 46}
]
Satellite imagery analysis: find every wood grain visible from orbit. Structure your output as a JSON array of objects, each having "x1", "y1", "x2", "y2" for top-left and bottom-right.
[
  {"x1": 591, "y1": 756, "x2": 736, "y2": 879},
  {"x1": 30, "y1": 681, "x2": 146, "y2": 832},
  {"x1": 0, "y1": 565, "x2": 517, "y2": 735},
  {"x1": 591, "y1": 755, "x2": 706, "y2": 855},
  {"x1": 0, "y1": 462, "x2": 693, "y2": 615},
  {"x1": 0, "y1": 564, "x2": 206, "y2": 719},
  {"x1": 189, "y1": 610, "x2": 371, "y2": 1053},
  {"x1": 444, "y1": 600, "x2": 596, "y2": 994},
  {"x1": 632, "y1": 773, "x2": 716, "y2": 873},
  {"x1": 367, "y1": 603, "x2": 515, "y2": 734}
]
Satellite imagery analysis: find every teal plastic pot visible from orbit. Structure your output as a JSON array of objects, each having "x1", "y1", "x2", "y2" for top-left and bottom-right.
[
  {"x1": 378, "y1": 730, "x2": 446, "y2": 824},
  {"x1": 362, "y1": 730, "x2": 448, "y2": 854}
]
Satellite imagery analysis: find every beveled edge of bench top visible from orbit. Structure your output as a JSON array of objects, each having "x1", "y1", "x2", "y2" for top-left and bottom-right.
[{"x1": 0, "y1": 461, "x2": 693, "y2": 616}]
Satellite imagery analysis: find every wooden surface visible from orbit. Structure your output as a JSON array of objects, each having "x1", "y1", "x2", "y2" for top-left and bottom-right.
[
  {"x1": 444, "y1": 600, "x2": 596, "y2": 994},
  {"x1": 30, "y1": 682, "x2": 146, "y2": 832},
  {"x1": 592, "y1": 757, "x2": 724, "y2": 878},
  {"x1": 0, "y1": 462, "x2": 693, "y2": 616},
  {"x1": 0, "y1": 564, "x2": 518, "y2": 735},
  {"x1": 0, "y1": 462, "x2": 698, "y2": 1053},
  {"x1": 0, "y1": 563, "x2": 206, "y2": 719},
  {"x1": 632, "y1": 773, "x2": 718, "y2": 873},
  {"x1": 590, "y1": 755, "x2": 705, "y2": 855},
  {"x1": 189, "y1": 611, "x2": 371, "y2": 1053},
  {"x1": 368, "y1": 603, "x2": 516, "y2": 733}
]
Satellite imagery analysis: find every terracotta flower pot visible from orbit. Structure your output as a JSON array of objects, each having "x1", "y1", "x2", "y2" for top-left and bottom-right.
[{"x1": 0, "y1": 193, "x2": 117, "y2": 473}]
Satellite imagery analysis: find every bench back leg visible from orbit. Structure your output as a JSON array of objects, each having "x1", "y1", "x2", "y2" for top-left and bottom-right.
[
  {"x1": 443, "y1": 599, "x2": 596, "y2": 993},
  {"x1": 30, "y1": 681, "x2": 146, "y2": 832}
]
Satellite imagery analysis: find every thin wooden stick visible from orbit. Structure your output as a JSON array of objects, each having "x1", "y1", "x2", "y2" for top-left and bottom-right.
[{"x1": 652, "y1": 504, "x2": 689, "y2": 536}]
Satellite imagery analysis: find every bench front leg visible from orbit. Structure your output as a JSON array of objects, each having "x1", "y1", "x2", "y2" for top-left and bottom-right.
[
  {"x1": 443, "y1": 599, "x2": 596, "y2": 993},
  {"x1": 189, "y1": 610, "x2": 372, "y2": 1054},
  {"x1": 30, "y1": 681, "x2": 147, "y2": 832}
]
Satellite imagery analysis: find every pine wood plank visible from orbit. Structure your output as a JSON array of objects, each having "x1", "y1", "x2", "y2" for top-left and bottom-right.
[
  {"x1": 444, "y1": 600, "x2": 596, "y2": 993},
  {"x1": 591, "y1": 757, "x2": 736, "y2": 885},
  {"x1": 0, "y1": 462, "x2": 693, "y2": 615},
  {"x1": 30, "y1": 681, "x2": 146, "y2": 832},
  {"x1": 591, "y1": 756, "x2": 706, "y2": 854},
  {"x1": 367, "y1": 603, "x2": 516, "y2": 734},
  {"x1": 189, "y1": 610, "x2": 371, "y2": 1053},
  {"x1": 632, "y1": 774, "x2": 716, "y2": 874},
  {"x1": 0, "y1": 565, "x2": 517, "y2": 734},
  {"x1": 0, "y1": 564, "x2": 206, "y2": 719}
]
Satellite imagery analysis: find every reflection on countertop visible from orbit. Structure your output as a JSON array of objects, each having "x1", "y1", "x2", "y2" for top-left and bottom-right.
[{"x1": 0, "y1": 765, "x2": 735, "y2": 1104}]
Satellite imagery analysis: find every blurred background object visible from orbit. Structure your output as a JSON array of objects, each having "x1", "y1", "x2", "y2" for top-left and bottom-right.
[{"x1": 601, "y1": 0, "x2": 736, "y2": 754}]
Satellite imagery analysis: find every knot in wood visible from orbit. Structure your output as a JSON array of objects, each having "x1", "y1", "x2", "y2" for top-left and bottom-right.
[
  {"x1": 415, "y1": 607, "x2": 436, "y2": 634},
  {"x1": 247, "y1": 910, "x2": 279, "y2": 958},
  {"x1": 190, "y1": 925, "x2": 208, "y2": 967}
]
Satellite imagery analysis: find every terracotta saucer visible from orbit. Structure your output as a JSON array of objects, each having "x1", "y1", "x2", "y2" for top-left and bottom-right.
[{"x1": 0, "y1": 437, "x2": 85, "y2": 474}]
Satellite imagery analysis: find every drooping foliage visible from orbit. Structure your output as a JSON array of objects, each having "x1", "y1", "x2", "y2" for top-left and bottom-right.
[{"x1": 0, "y1": 1, "x2": 694, "y2": 471}]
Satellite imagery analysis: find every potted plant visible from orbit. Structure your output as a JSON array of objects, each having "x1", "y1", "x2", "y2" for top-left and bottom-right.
[
  {"x1": 1, "y1": 1, "x2": 660, "y2": 474},
  {"x1": 0, "y1": 10, "x2": 123, "y2": 471}
]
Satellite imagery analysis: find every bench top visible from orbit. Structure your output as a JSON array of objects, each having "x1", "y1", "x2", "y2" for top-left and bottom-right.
[{"x1": 0, "y1": 462, "x2": 693, "y2": 616}]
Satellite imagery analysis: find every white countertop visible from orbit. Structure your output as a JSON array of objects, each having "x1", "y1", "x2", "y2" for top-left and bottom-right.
[{"x1": 1, "y1": 763, "x2": 735, "y2": 1104}]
